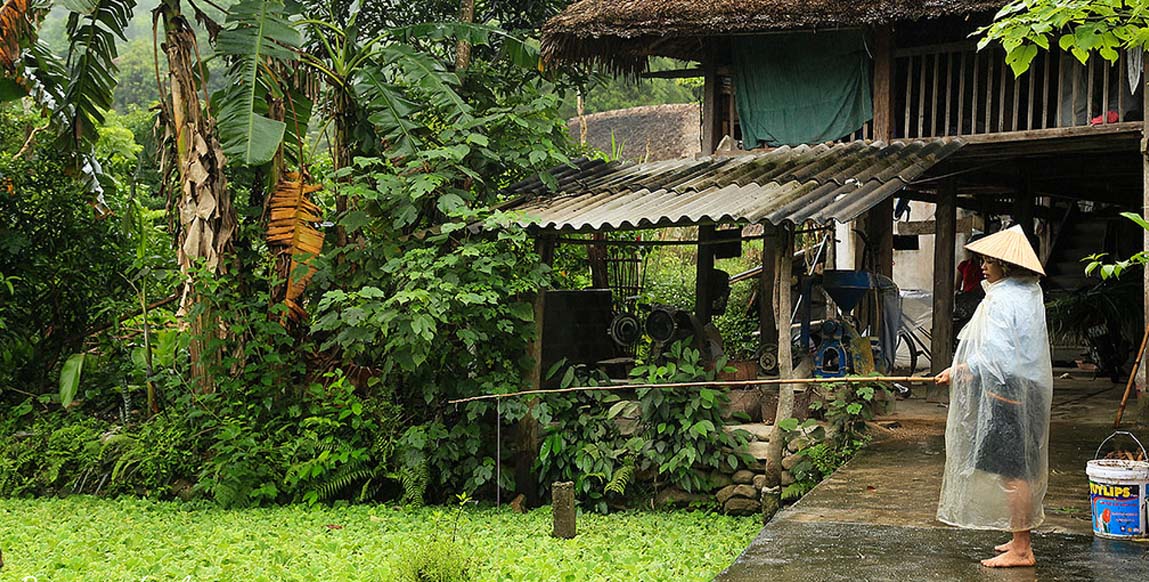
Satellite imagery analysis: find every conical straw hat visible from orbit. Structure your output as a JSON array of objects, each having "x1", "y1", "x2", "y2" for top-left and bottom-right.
[{"x1": 964, "y1": 225, "x2": 1045, "y2": 276}]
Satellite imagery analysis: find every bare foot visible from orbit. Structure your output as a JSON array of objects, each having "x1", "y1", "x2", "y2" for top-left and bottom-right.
[
  {"x1": 981, "y1": 549, "x2": 1036, "y2": 568},
  {"x1": 994, "y1": 541, "x2": 1013, "y2": 553}
]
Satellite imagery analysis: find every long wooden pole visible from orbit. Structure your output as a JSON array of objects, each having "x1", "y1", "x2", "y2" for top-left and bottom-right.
[
  {"x1": 1115, "y1": 325, "x2": 1149, "y2": 428},
  {"x1": 447, "y1": 376, "x2": 935, "y2": 405}
]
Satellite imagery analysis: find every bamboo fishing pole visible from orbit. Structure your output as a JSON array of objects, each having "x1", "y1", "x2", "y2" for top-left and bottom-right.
[{"x1": 447, "y1": 375, "x2": 936, "y2": 405}]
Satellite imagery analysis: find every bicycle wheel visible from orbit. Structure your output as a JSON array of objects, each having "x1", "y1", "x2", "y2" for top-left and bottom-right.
[{"x1": 896, "y1": 330, "x2": 919, "y2": 373}]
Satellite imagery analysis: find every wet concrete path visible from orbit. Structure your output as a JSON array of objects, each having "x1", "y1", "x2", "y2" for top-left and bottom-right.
[{"x1": 715, "y1": 374, "x2": 1149, "y2": 581}]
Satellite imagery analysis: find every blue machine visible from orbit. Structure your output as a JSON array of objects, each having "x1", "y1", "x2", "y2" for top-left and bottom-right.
[{"x1": 814, "y1": 320, "x2": 848, "y2": 378}]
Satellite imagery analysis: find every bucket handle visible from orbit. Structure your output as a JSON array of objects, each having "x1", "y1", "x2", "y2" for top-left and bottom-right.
[{"x1": 1094, "y1": 430, "x2": 1148, "y2": 461}]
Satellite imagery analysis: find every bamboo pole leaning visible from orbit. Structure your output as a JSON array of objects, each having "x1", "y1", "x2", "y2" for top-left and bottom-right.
[{"x1": 446, "y1": 375, "x2": 936, "y2": 405}]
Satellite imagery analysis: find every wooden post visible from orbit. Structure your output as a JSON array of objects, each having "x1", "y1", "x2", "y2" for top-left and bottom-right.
[
  {"x1": 866, "y1": 27, "x2": 896, "y2": 282},
  {"x1": 551, "y1": 481, "x2": 576, "y2": 539},
  {"x1": 518, "y1": 235, "x2": 555, "y2": 506},
  {"x1": 695, "y1": 224, "x2": 716, "y2": 324},
  {"x1": 929, "y1": 179, "x2": 958, "y2": 401},
  {"x1": 872, "y1": 26, "x2": 895, "y2": 142},
  {"x1": 866, "y1": 198, "x2": 895, "y2": 280},
  {"x1": 1014, "y1": 169, "x2": 1036, "y2": 240},
  {"x1": 766, "y1": 226, "x2": 795, "y2": 488},
  {"x1": 701, "y1": 56, "x2": 723, "y2": 154},
  {"x1": 759, "y1": 226, "x2": 778, "y2": 421},
  {"x1": 589, "y1": 233, "x2": 609, "y2": 289}
]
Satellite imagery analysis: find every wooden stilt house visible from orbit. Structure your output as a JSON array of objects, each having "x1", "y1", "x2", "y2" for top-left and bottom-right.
[{"x1": 511, "y1": 0, "x2": 1149, "y2": 391}]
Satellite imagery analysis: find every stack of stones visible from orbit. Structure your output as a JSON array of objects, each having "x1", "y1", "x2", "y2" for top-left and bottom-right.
[
  {"x1": 713, "y1": 423, "x2": 772, "y2": 515},
  {"x1": 709, "y1": 423, "x2": 817, "y2": 515}
]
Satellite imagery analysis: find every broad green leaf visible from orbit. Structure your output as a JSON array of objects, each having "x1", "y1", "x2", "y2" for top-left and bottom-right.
[
  {"x1": 213, "y1": 0, "x2": 300, "y2": 166},
  {"x1": 63, "y1": 0, "x2": 136, "y2": 146},
  {"x1": 59, "y1": 353, "x2": 85, "y2": 408}
]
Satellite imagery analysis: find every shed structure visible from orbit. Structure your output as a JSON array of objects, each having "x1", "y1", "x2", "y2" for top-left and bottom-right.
[{"x1": 530, "y1": 0, "x2": 1149, "y2": 399}]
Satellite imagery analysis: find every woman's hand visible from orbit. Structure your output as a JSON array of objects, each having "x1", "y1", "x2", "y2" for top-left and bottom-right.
[
  {"x1": 935, "y1": 364, "x2": 971, "y2": 385},
  {"x1": 935, "y1": 368, "x2": 952, "y2": 385}
]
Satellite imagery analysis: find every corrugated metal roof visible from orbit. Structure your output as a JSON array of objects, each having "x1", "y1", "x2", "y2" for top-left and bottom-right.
[{"x1": 508, "y1": 139, "x2": 963, "y2": 232}]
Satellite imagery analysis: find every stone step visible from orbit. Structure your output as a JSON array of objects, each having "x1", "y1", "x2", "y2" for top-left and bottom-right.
[{"x1": 724, "y1": 423, "x2": 773, "y2": 442}]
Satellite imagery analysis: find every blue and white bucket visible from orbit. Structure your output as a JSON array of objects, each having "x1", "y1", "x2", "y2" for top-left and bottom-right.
[{"x1": 1087, "y1": 431, "x2": 1149, "y2": 540}]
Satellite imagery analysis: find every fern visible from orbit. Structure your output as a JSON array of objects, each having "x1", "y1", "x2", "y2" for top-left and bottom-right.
[
  {"x1": 314, "y1": 458, "x2": 383, "y2": 503},
  {"x1": 604, "y1": 458, "x2": 634, "y2": 496},
  {"x1": 781, "y1": 481, "x2": 816, "y2": 500},
  {"x1": 399, "y1": 456, "x2": 428, "y2": 507}
]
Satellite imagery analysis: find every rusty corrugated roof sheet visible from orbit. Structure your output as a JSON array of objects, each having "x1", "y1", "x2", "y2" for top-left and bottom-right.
[{"x1": 508, "y1": 139, "x2": 963, "y2": 232}]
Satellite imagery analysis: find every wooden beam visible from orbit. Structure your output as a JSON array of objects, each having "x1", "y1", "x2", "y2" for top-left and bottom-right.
[
  {"x1": 929, "y1": 179, "x2": 957, "y2": 401},
  {"x1": 872, "y1": 26, "x2": 895, "y2": 142},
  {"x1": 897, "y1": 215, "x2": 982, "y2": 236},
  {"x1": 701, "y1": 57, "x2": 723, "y2": 154},
  {"x1": 695, "y1": 225, "x2": 716, "y2": 323},
  {"x1": 867, "y1": 198, "x2": 895, "y2": 279}
]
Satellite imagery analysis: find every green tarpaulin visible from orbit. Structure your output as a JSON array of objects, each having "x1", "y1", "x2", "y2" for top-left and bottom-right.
[{"x1": 733, "y1": 31, "x2": 873, "y2": 148}]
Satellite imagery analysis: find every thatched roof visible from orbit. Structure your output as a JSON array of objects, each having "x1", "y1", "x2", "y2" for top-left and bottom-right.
[{"x1": 542, "y1": 0, "x2": 1005, "y2": 73}]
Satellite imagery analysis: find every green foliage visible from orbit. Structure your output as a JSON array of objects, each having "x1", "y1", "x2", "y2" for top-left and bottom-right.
[
  {"x1": 780, "y1": 382, "x2": 886, "y2": 500},
  {"x1": 57, "y1": 352, "x2": 85, "y2": 408},
  {"x1": 213, "y1": 0, "x2": 301, "y2": 166},
  {"x1": 396, "y1": 495, "x2": 476, "y2": 582},
  {"x1": 396, "y1": 535, "x2": 475, "y2": 582},
  {"x1": 0, "y1": 413, "x2": 112, "y2": 496},
  {"x1": 1083, "y1": 212, "x2": 1149, "y2": 280},
  {"x1": 0, "y1": 106, "x2": 135, "y2": 396},
  {"x1": 1046, "y1": 274, "x2": 1143, "y2": 344},
  {"x1": 61, "y1": 0, "x2": 137, "y2": 145},
  {"x1": 0, "y1": 497, "x2": 760, "y2": 580},
  {"x1": 536, "y1": 341, "x2": 751, "y2": 512},
  {"x1": 980, "y1": 0, "x2": 1149, "y2": 76}
]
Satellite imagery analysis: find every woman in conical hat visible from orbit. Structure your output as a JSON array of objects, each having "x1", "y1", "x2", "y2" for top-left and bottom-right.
[{"x1": 935, "y1": 225, "x2": 1053, "y2": 568}]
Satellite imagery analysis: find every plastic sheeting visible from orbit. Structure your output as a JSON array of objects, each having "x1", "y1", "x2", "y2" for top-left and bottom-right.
[{"x1": 937, "y1": 276, "x2": 1053, "y2": 532}]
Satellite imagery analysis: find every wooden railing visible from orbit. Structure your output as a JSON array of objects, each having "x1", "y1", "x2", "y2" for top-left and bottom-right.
[{"x1": 894, "y1": 43, "x2": 1141, "y2": 139}]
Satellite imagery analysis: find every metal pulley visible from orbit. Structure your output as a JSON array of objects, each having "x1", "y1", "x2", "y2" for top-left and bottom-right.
[{"x1": 608, "y1": 313, "x2": 642, "y2": 347}]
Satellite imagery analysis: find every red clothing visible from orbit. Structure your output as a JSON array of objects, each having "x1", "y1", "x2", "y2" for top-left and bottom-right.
[{"x1": 957, "y1": 259, "x2": 983, "y2": 293}]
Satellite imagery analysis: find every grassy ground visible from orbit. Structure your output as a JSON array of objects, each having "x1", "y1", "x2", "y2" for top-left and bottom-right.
[{"x1": 0, "y1": 497, "x2": 760, "y2": 581}]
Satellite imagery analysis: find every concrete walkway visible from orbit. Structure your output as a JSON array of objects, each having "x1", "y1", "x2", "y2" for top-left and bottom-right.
[{"x1": 715, "y1": 374, "x2": 1149, "y2": 581}]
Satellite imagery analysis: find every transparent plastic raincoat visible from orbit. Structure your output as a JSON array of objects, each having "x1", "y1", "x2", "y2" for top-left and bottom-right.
[{"x1": 937, "y1": 276, "x2": 1053, "y2": 531}]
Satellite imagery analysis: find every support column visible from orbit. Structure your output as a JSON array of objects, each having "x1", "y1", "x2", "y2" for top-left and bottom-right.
[
  {"x1": 1014, "y1": 170, "x2": 1036, "y2": 241},
  {"x1": 695, "y1": 224, "x2": 716, "y2": 324},
  {"x1": 929, "y1": 180, "x2": 958, "y2": 401},
  {"x1": 872, "y1": 26, "x2": 895, "y2": 142},
  {"x1": 766, "y1": 226, "x2": 795, "y2": 489},
  {"x1": 866, "y1": 198, "x2": 895, "y2": 279},
  {"x1": 701, "y1": 57, "x2": 723, "y2": 155},
  {"x1": 518, "y1": 234, "x2": 555, "y2": 506},
  {"x1": 759, "y1": 226, "x2": 778, "y2": 421}
]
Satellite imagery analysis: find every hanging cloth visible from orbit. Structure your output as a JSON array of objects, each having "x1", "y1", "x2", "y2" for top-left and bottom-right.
[
  {"x1": 937, "y1": 276, "x2": 1053, "y2": 532},
  {"x1": 732, "y1": 31, "x2": 873, "y2": 148}
]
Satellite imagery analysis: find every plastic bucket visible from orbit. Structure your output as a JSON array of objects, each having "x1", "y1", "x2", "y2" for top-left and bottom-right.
[{"x1": 1087, "y1": 431, "x2": 1149, "y2": 540}]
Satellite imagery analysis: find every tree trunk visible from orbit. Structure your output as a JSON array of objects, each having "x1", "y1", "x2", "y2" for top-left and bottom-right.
[
  {"x1": 765, "y1": 226, "x2": 794, "y2": 488},
  {"x1": 159, "y1": 0, "x2": 236, "y2": 393},
  {"x1": 455, "y1": 0, "x2": 475, "y2": 72}
]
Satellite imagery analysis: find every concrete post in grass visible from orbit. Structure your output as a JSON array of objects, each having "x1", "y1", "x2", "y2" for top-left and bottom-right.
[{"x1": 552, "y1": 481, "x2": 576, "y2": 539}]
